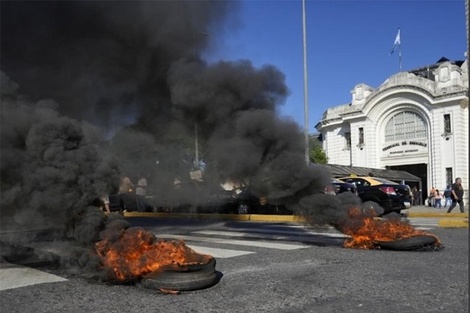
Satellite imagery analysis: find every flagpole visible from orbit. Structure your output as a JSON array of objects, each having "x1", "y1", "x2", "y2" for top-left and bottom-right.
[{"x1": 399, "y1": 40, "x2": 402, "y2": 72}]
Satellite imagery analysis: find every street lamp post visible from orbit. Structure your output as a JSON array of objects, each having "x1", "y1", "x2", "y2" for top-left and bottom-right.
[
  {"x1": 302, "y1": 0, "x2": 310, "y2": 165},
  {"x1": 195, "y1": 122, "x2": 199, "y2": 166}
]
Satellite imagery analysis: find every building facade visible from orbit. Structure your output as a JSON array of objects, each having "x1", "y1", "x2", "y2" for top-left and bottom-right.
[{"x1": 315, "y1": 58, "x2": 469, "y2": 202}]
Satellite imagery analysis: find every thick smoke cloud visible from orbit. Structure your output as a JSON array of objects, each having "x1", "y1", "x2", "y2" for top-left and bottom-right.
[
  {"x1": 0, "y1": 0, "x2": 234, "y2": 231},
  {"x1": 1, "y1": 1, "x2": 355, "y2": 255},
  {"x1": 1, "y1": 1, "x2": 232, "y2": 129},
  {"x1": 1, "y1": 72, "x2": 120, "y2": 233}
]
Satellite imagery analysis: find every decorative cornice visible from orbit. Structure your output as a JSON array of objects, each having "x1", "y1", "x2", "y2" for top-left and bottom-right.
[{"x1": 365, "y1": 85, "x2": 435, "y2": 104}]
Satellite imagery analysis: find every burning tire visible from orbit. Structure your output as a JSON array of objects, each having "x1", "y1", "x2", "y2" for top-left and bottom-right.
[
  {"x1": 140, "y1": 257, "x2": 218, "y2": 291},
  {"x1": 376, "y1": 235, "x2": 438, "y2": 251}
]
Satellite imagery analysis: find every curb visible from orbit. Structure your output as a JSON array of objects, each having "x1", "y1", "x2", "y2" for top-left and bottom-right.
[
  {"x1": 122, "y1": 212, "x2": 468, "y2": 228},
  {"x1": 438, "y1": 218, "x2": 469, "y2": 228},
  {"x1": 406, "y1": 212, "x2": 468, "y2": 218},
  {"x1": 122, "y1": 212, "x2": 303, "y2": 222}
]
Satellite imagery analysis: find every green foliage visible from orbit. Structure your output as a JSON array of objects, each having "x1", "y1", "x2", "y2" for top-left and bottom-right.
[{"x1": 309, "y1": 136, "x2": 328, "y2": 164}]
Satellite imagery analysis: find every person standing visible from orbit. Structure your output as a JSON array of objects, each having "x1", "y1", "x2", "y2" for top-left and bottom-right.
[
  {"x1": 433, "y1": 189, "x2": 442, "y2": 208},
  {"x1": 118, "y1": 175, "x2": 133, "y2": 211},
  {"x1": 428, "y1": 187, "x2": 436, "y2": 207},
  {"x1": 447, "y1": 177, "x2": 465, "y2": 213},
  {"x1": 443, "y1": 185, "x2": 452, "y2": 207},
  {"x1": 119, "y1": 175, "x2": 132, "y2": 194},
  {"x1": 412, "y1": 186, "x2": 420, "y2": 206},
  {"x1": 136, "y1": 173, "x2": 148, "y2": 212},
  {"x1": 100, "y1": 195, "x2": 111, "y2": 213}
]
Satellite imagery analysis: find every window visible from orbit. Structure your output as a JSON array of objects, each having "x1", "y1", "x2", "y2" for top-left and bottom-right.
[
  {"x1": 344, "y1": 132, "x2": 351, "y2": 150},
  {"x1": 445, "y1": 168, "x2": 453, "y2": 187},
  {"x1": 384, "y1": 111, "x2": 427, "y2": 142},
  {"x1": 352, "y1": 178, "x2": 369, "y2": 187},
  {"x1": 358, "y1": 127, "x2": 364, "y2": 145},
  {"x1": 444, "y1": 114, "x2": 451, "y2": 134}
]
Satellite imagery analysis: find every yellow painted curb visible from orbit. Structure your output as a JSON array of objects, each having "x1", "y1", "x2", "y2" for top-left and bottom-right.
[
  {"x1": 248, "y1": 214, "x2": 306, "y2": 222},
  {"x1": 123, "y1": 212, "x2": 248, "y2": 221},
  {"x1": 438, "y1": 218, "x2": 469, "y2": 228},
  {"x1": 122, "y1": 212, "x2": 307, "y2": 222},
  {"x1": 122, "y1": 212, "x2": 468, "y2": 228},
  {"x1": 406, "y1": 212, "x2": 468, "y2": 218}
]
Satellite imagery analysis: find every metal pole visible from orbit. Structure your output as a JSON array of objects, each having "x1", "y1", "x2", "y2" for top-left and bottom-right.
[
  {"x1": 399, "y1": 40, "x2": 402, "y2": 71},
  {"x1": 302, "y1": 0, "x2": 310, "y2": 165},
  {"x1": 466, "y1": 0, "x2": 469, "y2": 211},
  {"x1": 195, "y1": 123, "x2": 199, "y2": 166}
]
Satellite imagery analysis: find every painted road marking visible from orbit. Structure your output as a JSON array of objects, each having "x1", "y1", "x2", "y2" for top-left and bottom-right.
[
  {"x1": 193, "y1": 229, "x2": 348, "y2": 239},
  {"x1": 0, "y1": 262, "x2": 67, "y2": 291},
  {"x1": 158, "y1": 234, "x2": 310, "y2": 250},
  {"x1": 186, "y1": 245, "x2": 255, "y2": 258}
]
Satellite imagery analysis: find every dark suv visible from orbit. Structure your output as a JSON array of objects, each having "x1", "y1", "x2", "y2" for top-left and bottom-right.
[{"x1": 338, "y1": 176, "x2": 411, "y2": 215}]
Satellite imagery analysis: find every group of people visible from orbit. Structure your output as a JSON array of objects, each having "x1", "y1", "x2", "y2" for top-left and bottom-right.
[
  {"x1": 428, "y1": 177, "x2": 465, "y2": 213},
  {"x1": 98, "y1": 173, "x2": 148, "y2": 213},
  {"x1": 119, "y1": 173, "x2": 148, "y2": 212}
]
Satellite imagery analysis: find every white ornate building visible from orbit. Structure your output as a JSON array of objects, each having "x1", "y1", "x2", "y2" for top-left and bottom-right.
[{"x1": 315, "y1": 57, "x2": 469, "y2": 201}]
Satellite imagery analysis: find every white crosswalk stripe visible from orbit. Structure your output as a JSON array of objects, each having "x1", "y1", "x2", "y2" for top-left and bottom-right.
[
  {"x1": 156, "y1": 225, "x2": 348, "y2": 259},
  {"x1": 406, "y1": 218, "x2": 439, "y2": 229},
  {"x1": 0, "y1": 261, "x2": 67, "y2": 291},
  {"x1": 192, "y1": 229, "x2": 348, "y2": 239},
  {"x1": 158, "y1": 219, "x2": 439, "y2": 260},
  {"x1": 184, "y1": 245, "x2": 255, "y2": 258},
  {"x1": 158, "y1": 233, "x2": 311, "y2": 250}
]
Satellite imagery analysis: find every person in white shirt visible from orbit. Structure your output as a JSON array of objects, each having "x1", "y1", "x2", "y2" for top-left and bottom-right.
[{"x1": 136, "y1": 173, "x2": 148, "y2": 212}]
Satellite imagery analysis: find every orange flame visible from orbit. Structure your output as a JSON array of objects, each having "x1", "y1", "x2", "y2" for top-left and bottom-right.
[
  {"x1": 95, "y1": 227, "x2": 212, "y2": 282},
  {"x1": 340, "y1": 207, "x2": 441, "y2": 249}
]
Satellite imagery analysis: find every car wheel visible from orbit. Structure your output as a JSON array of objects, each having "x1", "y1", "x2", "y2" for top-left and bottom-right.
[
  {"x1": 237, "y1": 203, "x2": 249, "y2": 214},
  {"x1": 360, "y1": 201, "x2": 385, "y2": 217}
]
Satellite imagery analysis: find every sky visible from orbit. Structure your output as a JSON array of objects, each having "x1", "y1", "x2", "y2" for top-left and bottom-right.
[{"x1": 206, "y1": 0, "x2": 468, "y2": 133}]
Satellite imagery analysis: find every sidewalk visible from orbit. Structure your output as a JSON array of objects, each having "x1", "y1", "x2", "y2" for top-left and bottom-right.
[
  {"x1": 404, "y1": 204, "x2": 468, "y2": 228},
  {"x1": 122, "y1": 204, "x2": 469, "y2": 228},
  {"x1": 405, "y1": 204, "x2": 468, "y2": 216}
]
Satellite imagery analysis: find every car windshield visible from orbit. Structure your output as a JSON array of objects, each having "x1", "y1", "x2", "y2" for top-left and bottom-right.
[{"x1": 372, "y1": 177, "x2": 399, "y2": 185}]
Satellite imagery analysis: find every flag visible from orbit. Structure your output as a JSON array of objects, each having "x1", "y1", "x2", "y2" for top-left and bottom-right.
[{"x1": 389, "y1": 28, "x2": 400, "y2": 55}]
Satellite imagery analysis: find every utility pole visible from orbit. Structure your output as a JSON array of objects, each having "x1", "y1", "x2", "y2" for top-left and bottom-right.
[
  {"x1": 302, "y1": 0, "x2": 310, "y2": 165},
  {"x1": 195, "y1": 122, "x2": 199, "y2": 166}
]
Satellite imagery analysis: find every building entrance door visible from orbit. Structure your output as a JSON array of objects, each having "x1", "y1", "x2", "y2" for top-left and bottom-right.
[{"x1": 388, "y1": 163, "x2": 427, "y2": 205}]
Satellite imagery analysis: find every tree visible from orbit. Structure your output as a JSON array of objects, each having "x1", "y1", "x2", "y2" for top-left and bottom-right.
[{"x1": 309, "y1": 135, "x2": 328, "y2": 164}]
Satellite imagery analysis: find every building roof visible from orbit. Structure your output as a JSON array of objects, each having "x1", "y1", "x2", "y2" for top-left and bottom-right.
[
  {"x1": 408, "y1": 57, "x2": 465, "y2": 80},
  {"x1": 319, "y1": 163, "x2": 421, "y2": 182}
]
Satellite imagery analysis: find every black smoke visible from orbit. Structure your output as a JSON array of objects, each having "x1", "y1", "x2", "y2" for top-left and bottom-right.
[
  {"x1": 1, "y1": 71, "x2": 120, "y2": 233},
  {"x1": 1, "y1": 1, "x2": 359, "y2": 272}
]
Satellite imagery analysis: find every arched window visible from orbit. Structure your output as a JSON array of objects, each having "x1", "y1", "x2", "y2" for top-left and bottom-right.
[{"x1": 384, "y1": 111, "x2": 427, "y2": 142}]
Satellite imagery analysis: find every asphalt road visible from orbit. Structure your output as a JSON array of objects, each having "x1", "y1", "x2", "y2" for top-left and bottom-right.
[{"x1": 0, "y1": 218, "x2": 468, "y2": 313}]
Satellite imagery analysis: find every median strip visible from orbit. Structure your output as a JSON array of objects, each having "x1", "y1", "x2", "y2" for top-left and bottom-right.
[
  {"x1": 122, "y1": 212, "x2": 468, "y2": 228},
  {"x1": 405, "y1": 212, "x2": 468, "y2": 218},
  {"x1": 122, "y1": 212, "x2": 306, "y2": 222},
  {"x1": 438, "y1": 218, "x2": 469, "y2": 228}
]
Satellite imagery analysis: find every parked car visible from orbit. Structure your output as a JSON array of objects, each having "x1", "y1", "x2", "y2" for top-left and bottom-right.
[
  {"x1": 325, "y1": 178, "x2": 358, "y2": 195},
  {"x1": 150, "y1": 180, "x2": 241, "y2": 214},
  {"x1": 231, "y1": 188, "x2": 292, "y2": 215},
  {"x1": 337, "y1": 176, "x2": 412, "y2": 215},
  {"x1": 108, "y1": 191, "x2": 153, "y2": 212}
]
